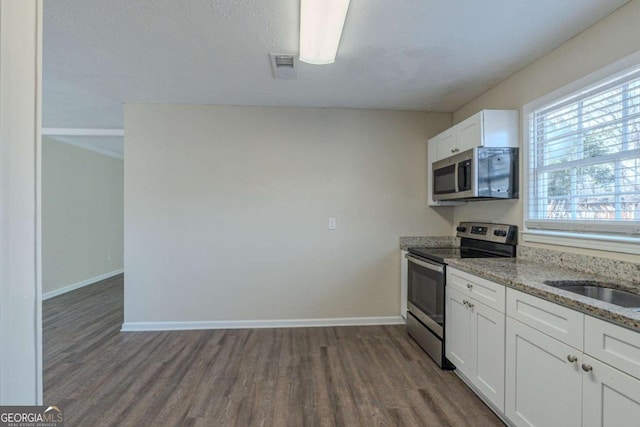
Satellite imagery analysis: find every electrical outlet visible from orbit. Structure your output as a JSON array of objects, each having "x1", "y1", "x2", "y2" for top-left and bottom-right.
[{"x1": 328, "y1": 217, "x2": 337, "y2": 230}]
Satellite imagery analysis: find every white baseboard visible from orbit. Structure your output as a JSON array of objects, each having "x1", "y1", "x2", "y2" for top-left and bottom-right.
[
  {"x1": 42, "y1": 269, "x2": 124, "y2": 300},
  {"x1": 121, "y1": 315, "x2": 405, "y2": 332}
]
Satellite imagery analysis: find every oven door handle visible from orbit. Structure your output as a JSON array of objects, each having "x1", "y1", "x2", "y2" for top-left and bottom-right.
[{"x1": 405, "y1": 254, "x2": 444, "y2": 273}]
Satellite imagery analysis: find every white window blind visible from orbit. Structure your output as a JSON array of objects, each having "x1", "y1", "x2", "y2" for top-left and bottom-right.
[{"x1": 527, "y1": 65, "x2": 640, "y2": 236}]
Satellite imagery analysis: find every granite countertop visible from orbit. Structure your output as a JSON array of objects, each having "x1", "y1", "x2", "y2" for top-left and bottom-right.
[
  {"x1": 446, "y1": 257, "x2": 640, "y2": 332},
  {"x1": 399, "y1": 236, "x2": 458, "y2": 250}
]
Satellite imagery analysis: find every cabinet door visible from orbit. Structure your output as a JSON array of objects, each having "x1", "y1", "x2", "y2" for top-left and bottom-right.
[
  {"x1": 471, "y1": 302, "x2": 505, "y2": 412},
  {"x1": 457, "y1": 112, "x2": 482, "y2": 152},
  {"x1": 437, "y1": 128, "x2": 458, "y2": 157},
  {"x1": 446, "y1": 287, "x2": 471, "y2": 374},
  {"x1": 582, "y1": 355, "x2": 640, "y2": 427},
  {"x1": 427, "y1": 135, "x2": 440, "y2": 162},
  {"x1": 505, "y1": 318, "x2": 582, "y2": 427},
  {"x1": 482, "y1": 110, "x2": 519, "y2": 147}
]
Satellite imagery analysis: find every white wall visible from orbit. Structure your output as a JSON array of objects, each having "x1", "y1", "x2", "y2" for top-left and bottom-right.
[
  {"x1": 42, "y1": 137, "x2": 124, "y2": 296},
  {"x1": 124, "y1": 105, "x2": 451, "y2": 324},
  {"x1": 0, "y1": 0, "x2": 42, "y2": 405},
  {"x1": 451, "y1": 0, "x2": 640, "y2": 262}
]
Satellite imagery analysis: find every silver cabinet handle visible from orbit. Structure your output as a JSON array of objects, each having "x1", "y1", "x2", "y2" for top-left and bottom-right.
[
  {"x1": 567, "y1": 355, "x2": 578, "y2": 363},
  {"x1": 582, "y1": 364, "x2": 593, "y2": 372},
  {"x1": 467, "y1": 283, "x2": 473, "y2": 290},
  {"x1": 468, "y1": 302, "x2": 474, "y2": 309}
]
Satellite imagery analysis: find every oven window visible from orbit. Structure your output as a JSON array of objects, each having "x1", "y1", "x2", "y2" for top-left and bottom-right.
[
  {"x1": 408, "y1": 261, "x2": 444, "y2": 327},
  {"x1": 433, "y1": 164, "x2": 456, "y2": 194}
]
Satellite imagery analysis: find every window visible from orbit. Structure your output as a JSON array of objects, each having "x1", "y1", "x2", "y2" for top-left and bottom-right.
[{"x1": 526, "y1": 65, "x2": 640, "y2": 240}]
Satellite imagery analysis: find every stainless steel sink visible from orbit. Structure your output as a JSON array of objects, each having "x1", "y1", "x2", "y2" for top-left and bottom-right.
[{"x1": 543, "y1": 280, "x2": 640, "y2": 308}]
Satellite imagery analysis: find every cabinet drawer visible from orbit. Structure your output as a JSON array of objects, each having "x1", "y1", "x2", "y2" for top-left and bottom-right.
[
  {"x1": 585, "y1": 316, "x2": 640, "y2": 381},
  {"x1": 506, "y1": 289, "x2": 583, "y2": 349},
  {"x1": 448, "y1": 268, "x2": 505, "y2": 313}
]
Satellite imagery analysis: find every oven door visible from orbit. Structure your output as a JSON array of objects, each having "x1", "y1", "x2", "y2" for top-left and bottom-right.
[{"x1": 406, "y1": 254, "x2": 445, "y2": 338}]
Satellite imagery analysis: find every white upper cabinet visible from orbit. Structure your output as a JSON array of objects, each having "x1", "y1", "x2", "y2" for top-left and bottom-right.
[
  {"x1": 430, "y1": 109, "x2": 519, "y2": 163},
  {"x1": 435, "y1": 127, "x2": 458, "y2": 159},
  {"x1": 427, "y1": 109, "x2": 518, "y2": 206},
  {"x1": 456, "y1": 112, "x2": 482, "y2": 153}
]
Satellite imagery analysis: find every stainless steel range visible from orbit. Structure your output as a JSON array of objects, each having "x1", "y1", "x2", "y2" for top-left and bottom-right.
[{"x1": 406, "y1": 222, "x2": 517, "y2": 369}]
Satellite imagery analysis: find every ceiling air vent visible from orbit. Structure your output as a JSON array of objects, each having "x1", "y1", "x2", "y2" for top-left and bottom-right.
[{"x1": 270, "y1": 54, "x2": 296, "y2": 80}]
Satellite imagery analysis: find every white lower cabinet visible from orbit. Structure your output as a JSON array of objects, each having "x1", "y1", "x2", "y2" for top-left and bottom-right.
[
  {"x1": 472, "y1": 299, "x2": 505, "y2": 411},
  {"x1": 505, "y1": 317, "x2": 582, "y2": 427},
  {"x1": 582, "y1": 355, "x2": 640, "y2": 427},
  {"x1": 445, "y1": 270, "x2": 640, "y2": 427},
  {"x1": 446, "y1": 287, "x2": 471, "y2": 371},
  {"x1": 446, "y1": 286, "x2": 505, "y2": 412},
  {"x1": 504, "y1": 288, "x2": 640, "y2": 427}
]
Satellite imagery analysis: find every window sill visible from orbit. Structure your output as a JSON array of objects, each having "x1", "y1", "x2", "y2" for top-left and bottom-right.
[{"x1": 521, "y1": 230, "x2": 640, "y2": 255}]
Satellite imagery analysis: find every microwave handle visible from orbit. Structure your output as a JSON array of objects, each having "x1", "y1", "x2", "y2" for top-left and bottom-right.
[
  {"x1": 405, "y1": 254, "x2": 444, "y2": 273},
  {"x1": 454, "y1": 161, "x2": 459, "y2": 193}
]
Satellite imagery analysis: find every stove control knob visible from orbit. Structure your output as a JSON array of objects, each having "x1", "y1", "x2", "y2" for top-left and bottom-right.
[
  {"x1": 494, "y1": 230, "x2": 507, "y2": 237},
  {"x1": 456, "y1": 226, "x2": 466, "y2": 232}
]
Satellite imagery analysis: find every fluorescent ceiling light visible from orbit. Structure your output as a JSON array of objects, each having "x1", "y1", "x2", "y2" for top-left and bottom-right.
[{"x1": 299, "y1": 0, "x2": 350, "y2": 65}]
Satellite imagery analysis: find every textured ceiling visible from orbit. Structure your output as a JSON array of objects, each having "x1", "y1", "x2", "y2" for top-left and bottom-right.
[{"x1": 44, "y1": 0, "x2": 629, "y2": 134}]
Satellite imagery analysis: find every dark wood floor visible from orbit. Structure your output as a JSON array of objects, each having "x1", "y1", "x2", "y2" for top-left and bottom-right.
[{"x1": 44, "y1": 275, "x2": 503, "y2": 426}]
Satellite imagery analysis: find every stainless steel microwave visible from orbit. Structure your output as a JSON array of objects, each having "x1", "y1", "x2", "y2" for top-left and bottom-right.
[{"x1": 432, "y1": 147, "x2": 519, "y2": 201}]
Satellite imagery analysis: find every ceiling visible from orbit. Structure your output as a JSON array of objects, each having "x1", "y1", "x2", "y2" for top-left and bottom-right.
[{"x1": 43, "y1": 0, "x2": 629, "y2": 156}]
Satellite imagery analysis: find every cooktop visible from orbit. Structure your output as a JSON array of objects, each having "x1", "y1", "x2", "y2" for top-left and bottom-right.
[
  {"x1": 407, "y1": 222, "x2": 518, "y2": 264},
  {"x1": 407, "y1": 246, "x2": 506, "y2": 264}
]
